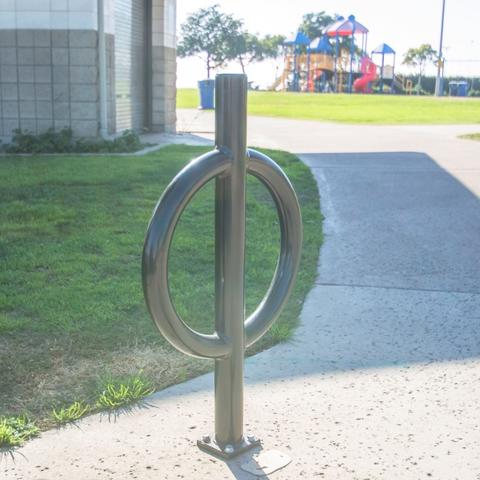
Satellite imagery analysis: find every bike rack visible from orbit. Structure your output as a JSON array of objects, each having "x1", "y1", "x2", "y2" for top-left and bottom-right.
[{"x1": 142, "y1": 74, "x2": 303, "y2": 459}]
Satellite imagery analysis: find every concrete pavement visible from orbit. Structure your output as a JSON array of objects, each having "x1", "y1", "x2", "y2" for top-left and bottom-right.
[
  {"x1": 177, "y1": 109, "x2": 480, "y2": 196},
  {"x1": 2, "y1": 111, "x2": 480, "y2": 479}
]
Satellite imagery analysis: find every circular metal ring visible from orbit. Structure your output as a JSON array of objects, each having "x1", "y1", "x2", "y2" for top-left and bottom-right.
[
  {"x1": 142, "y1": 148, "x2": 303, "y2": 359},
  {"x1": 245, "y1": 149, "x2": 303, "y2": 347},
  {"x1": 142, "y1": 150, "x2": 232, "y2": 359}
]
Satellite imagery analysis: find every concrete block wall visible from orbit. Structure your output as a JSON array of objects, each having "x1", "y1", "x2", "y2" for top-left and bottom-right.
[
  {"x1": 151, "y1": 0, "x2": 176, "y2": 133},
  {"x1": 0, "y1": 0, "x2": 177, "y2": 141},
  {"x1": 105, "y1": 33, "x2": 116, "y2": 134},
  {"x1": 0, "y1": 1, "x2": 100, "y2": 140}
]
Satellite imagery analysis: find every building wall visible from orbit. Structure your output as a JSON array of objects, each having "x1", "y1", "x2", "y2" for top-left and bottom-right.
[
  {"x1": 105, "y1": 32, "x2": 116, "y2": 134},
  {"x1": 0, "y1": 1, "x2": 102, "y2": 140},
  {"x1": 0, "y1": 0, "x2": 176, "y2": 142},
  {"x1": 151, "y1": 0, "x2": 176, "y2": 133}
]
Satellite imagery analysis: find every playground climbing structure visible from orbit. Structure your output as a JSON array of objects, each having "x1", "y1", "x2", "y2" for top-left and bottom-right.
[{"x1": 272, "y1": 14, "x2": 404, "y2": 94}]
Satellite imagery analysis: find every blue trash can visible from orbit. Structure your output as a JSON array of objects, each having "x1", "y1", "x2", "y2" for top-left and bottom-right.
[
  {"x1": 198, "y1": 79, "x2": 215, "y2": 109},
  {"x1": 449, "y1": 81, "x2": 458, "y2": 96},
  {"x1": 457, "y1": 81, "x2": 469, "y2": 97}
]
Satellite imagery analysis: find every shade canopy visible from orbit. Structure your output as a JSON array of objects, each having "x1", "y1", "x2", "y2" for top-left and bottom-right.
[
  {"x1": 372, "y1": 43, "x2": 395, "y2": 55},
  {"x1": 308, "y1": 35, "x2": 334, "y2": 54},
  {"x1": 284, "y1": 31, "x2": 311, "y2": 47},
  {"x1": 325, "y1": 15, "x2": 369, "y2": 37}
]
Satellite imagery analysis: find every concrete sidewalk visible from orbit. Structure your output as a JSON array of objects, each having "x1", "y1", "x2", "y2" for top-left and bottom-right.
[
  {"x1": 3, "y1": 113, "x2": 480, "y2": 479},
  {"x1": 177, "y1": 109, "x2": 480, "y2": 196}
]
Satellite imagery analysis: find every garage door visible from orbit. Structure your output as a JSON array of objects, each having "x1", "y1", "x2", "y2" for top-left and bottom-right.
[{"x1": 114, "y1": 0, "x2": 146, "y2": 132}]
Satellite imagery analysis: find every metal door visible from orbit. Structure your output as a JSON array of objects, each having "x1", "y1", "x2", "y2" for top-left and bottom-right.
[{"x1": 114, "y1": 0, "x2": 146, "y2": 131}]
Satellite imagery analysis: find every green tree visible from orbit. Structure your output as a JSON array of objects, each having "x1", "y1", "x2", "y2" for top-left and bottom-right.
[
  {"x1": 403, "y1": 44, "x2": 438, "y2": 93},
  {"x1": 232, "y1": 33, "x2": 285, "y2": 74},
  {"x1": 177, "y1": 4, "x2": 243, "y2": 79},
  {"x1": 299, "y1": 11, "x2": 336, "y2": 39}
]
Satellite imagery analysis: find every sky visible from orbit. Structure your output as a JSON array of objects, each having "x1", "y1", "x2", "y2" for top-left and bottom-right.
[{"x1": 176, "y1": 0, "x2": 480, "y2": 88}]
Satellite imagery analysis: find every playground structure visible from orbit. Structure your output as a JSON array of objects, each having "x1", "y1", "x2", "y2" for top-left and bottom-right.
[{"x1": 273, "y1": 14, "x2": 409, "y2": 94}]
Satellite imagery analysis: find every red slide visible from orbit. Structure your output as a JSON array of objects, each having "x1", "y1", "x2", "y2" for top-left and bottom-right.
[{"x1": 353, "y1": 56, "x2": 377, "y2": 93}]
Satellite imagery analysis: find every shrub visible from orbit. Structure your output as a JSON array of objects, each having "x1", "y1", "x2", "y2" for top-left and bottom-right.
[
  {"x1": 0, "y1": 416, "x2": 39, "y2": 448},
  {"x1": 2, "y1": 128, "x2": 144, "y2": 154}
]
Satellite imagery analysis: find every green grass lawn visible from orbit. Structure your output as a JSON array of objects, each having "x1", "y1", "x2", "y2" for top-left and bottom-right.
[
  {"x1": 178, "y1": 89, "x2": 480, "y2": 124},
  {"x1": 0, "y1": 145, "x2": 322, "y2": 428}
]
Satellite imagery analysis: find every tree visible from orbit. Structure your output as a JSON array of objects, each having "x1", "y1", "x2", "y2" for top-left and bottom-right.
[
  {"x1": 403, "y1": 44, "x2": 438, "y2": 93},
  {"x1": 177, "y1": 5, "x2": 243, "y2": 79},
  {"x1": 299, "y1": 11, "x2": 336, "y2": 39},
  {"x1": 232, "y1": 33, "x2": 285, "y2": 74}
]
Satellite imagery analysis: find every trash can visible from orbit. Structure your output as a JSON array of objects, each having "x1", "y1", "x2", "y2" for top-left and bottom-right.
[
  {"x1": 198, "y1": 79, "x2": 215, "y2": 109},
  {"x1": 457, "y1": 81, "x2": 469, "y2": 97},
  {"x1": 449, "y1": 81, "x2": 458, "y2": 96}
]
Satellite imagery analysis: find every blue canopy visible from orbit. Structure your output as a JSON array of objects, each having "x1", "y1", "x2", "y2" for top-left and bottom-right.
[
  {"x1": 284, "y1": 31, "x2": 311, "y2": 47},
  {"x1": 372, "y1": 43, "x2": 395, "y2": 55},
  {"x1": 308, "y1": 35, "x2": 333, "y2": 54}
]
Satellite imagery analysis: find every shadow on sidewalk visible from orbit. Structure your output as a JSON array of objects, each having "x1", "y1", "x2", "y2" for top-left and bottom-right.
[{"x1": 155, "y1": 150, "x2": 480, "y2": 401}]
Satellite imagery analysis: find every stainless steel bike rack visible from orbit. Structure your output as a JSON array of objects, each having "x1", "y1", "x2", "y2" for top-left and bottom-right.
[{"x1": 142, "y1": 74, "x2": 302, "y2": 459}]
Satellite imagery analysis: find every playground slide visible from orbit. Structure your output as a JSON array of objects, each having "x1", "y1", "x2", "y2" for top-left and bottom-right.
[
  {"x1": 270, "y1": 68, "x2": 289, "y2": 91},
  {"x1": 353, "y1": 56, "x2": 377, "y2": 93}
]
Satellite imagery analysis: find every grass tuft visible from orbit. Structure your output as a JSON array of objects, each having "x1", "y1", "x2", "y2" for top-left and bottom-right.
[
  {"x1": 0, "y1": 416, "x2": 39, "y2": 448},
  {"x1": 51, "y1": 401, "x2": 90, "y2": 425},
  {"x1": 96, "y1": 375, "x2": 154, "y2": 409}
]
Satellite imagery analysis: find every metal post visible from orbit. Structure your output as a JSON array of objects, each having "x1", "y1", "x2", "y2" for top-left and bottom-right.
[
  {"x1": 214, "y1": 74, "x2": 248, "y2": 449},
  {"x1": 334, "y1": 34, "x2": 339, "y2": 92},
  {"x1": 291, "y1": 48, "x2": 295, "y2": 92},
  {"x1": 349, "y1": 27, "x2": 355, "y2": 93},
  {"x1": 435, "y1": 0, "x2": 446, "y2": 96},
  {"x1": 393, "y1": 53, "x2": 396, "y2": 93},
  {"x1": 380, "y1": 53, "x2": 385, "y2": 93},
  {"x1": 307, "y1": 52, "x2": 311, "y2": 92}
]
